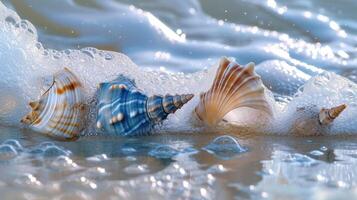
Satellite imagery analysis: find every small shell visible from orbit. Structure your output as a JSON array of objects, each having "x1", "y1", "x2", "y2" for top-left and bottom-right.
[
  {"x1": 21, "y1": 68, "x2": 84, "y2": 140},
  {"x1": 194, "y1": 57, "x2": 274, "y2": 126},
  {"x1": 319, "y1": 104, "x2": 346, "y2": 125},
  {"x1": 292, "y1": 104, "x2": 347, "y2": 136},
  {"x1": 96, "y1": 75, "x2": 194, "y2": 136}
]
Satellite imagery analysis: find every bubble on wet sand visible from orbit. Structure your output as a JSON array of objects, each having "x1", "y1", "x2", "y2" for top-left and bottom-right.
[
  {"x1": 279, "y1": 152, "x2": 317, "y2": 167},
  {"x1": 148, "y1": 145, "x2": 180, "y2": 159},
  {"x1": 0, "y1": 144, "x2": 18, "y2": 160},
  {"x1": 203, "y1": 135, "x2": 247, "y2": 160},
  {"x1": 42, "y1": 145, "x2": 71, "y2": 158},
  {"x1": 148, "y1": 144, "x2": 198, "y2": 159},
  {"x1": 2, "y1": 139, "x2": 23, "y2": 152}
]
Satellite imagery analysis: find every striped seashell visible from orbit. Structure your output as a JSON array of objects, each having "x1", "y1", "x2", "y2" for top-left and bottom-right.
[
  {"x1": 96, "y1": 75, "x2": 194, "y2": 136},
  {"x1": 194, "y1": 57, "x2": 274, "y2": 126},
  {"x1": 21, "y1": 68, "x2": 85, "y2": 141}
]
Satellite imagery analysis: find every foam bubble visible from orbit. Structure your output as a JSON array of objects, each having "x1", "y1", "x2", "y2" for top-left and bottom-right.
[
  {"x1": 203, "y1": 135, "x2": 247, "y2": 160},
  {"x1": 149, "y1": 145, "x2": 180, "y2": 159},
  {"x1": 0, "y1": 144, "x2": 18, "y2": 160},
  {"x1": 2, "y1": 139, "x2": 23, "y2": 152},
  {"x1": 42, "y1": 145, "x2": 71, "y2": 157}
]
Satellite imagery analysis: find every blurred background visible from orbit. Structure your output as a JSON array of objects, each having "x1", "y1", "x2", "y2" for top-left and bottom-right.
[{"x1": 3, "y1": 0, "x2": 357, "y2": 73}]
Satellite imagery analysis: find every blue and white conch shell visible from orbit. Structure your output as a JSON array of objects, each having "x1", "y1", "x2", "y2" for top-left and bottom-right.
[
  {"x1": 194, "y1": 57, "x2": 275, "y2": 127},
  {"x1": 21, "y1": 68, "x2": 85, "y2": 141},
  {"x1": 96, "y1": 76, "x2": 194, "y2": 136}
]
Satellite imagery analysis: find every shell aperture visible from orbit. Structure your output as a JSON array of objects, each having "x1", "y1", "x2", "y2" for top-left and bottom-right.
[
  {"x1": 21, "y1": 68, "x2": 85, "y2": 140},
  {"x1": 96, "y1": 75, "x2": 194, "y2": 136},
  {"x1": 194, "y1": 57, "x2": 274, "y2": 126}
]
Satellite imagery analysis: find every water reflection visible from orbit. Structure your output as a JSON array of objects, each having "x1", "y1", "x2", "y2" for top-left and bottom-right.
[
  {"x1": 1, "y1": 128, "x2": 357, "y2": 199},
  {"x1": 0, "y1": 128, "x2": 229, "y2": 199},
  {"x1": 241, "y1": 147, "x2": 357, "y2": 199}
]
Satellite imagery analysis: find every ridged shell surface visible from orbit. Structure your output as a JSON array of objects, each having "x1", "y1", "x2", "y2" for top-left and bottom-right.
[
  {"x1": 96, "y1": 75, "x2": 194, "y2": 136},
  {"x1": 194, "y1": 57, "x2": 274, "y2": 126},
  {"x1": 21, "y1": 68, "x2": 84, "y2": 140}
]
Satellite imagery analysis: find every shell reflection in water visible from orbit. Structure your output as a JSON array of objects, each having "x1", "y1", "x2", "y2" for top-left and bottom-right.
[
  {"x1": 96, "y1": 75, "x2": 194, "y2": 136},
  {"x1": 21, "y1": 68, "x2": 85, "y2": 141},
  {"x1": 194, "y1": 57, "x2": 274, "y2": 127}
]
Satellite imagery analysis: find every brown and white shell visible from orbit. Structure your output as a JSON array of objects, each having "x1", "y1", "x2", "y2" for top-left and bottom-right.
[
  {"x1": 21, "y1": 68, "x2": 85, "y2": 140},
  {"x1": 292, "y1": 104, "x2": 346, "y2": 136},
  {"x1": 194, "y1": 57, "x2": 274, "y2": 126}
]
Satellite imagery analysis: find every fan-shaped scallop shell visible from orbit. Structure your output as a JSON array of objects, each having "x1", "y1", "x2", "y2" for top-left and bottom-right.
[
  {"x1": 21, "y1": 68, "x2": 84, "y2": 140},
  {"x1": 194, "y1": 57, "x2": 274, "y2": 126},
  {"x1": 96, "y1": 75, "x2": 194, "y2": 136}
]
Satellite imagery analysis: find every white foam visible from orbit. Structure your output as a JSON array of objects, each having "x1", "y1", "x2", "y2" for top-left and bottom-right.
[{"x1": 273, "y1": 72, "x2": 357, "y2": 135}]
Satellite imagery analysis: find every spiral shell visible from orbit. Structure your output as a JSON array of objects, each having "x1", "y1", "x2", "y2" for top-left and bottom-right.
[
  {"x1": 194, "y1": 57, "x2": 274, "y2": 126},
  {"x1": 96, "y1": 75, "x2": 194, "y2": 136},
  {"x1": 319, "y1": 104, "x2": 346, "y2": 125},
  {"x1": 292, "y1": 104, "x2": 347, "y2": 136},
  {"x1": 21, "y1": 68, "x2": 85, "y2": 140}
]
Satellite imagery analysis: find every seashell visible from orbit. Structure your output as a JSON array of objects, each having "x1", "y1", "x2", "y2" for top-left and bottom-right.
[
  {"x1": 21, "y1": 68, "x2": 85, "y2": 141},
  {"x1": 194, "y1": 57, "x2": 274, "y2": 126},
  {"x1": 319, "y1": 104, "x2": 346, "y2": 125},
  {"x1": 292, "y1": 104, "x2": 346, "y2": 136},
  {"x1": 96, "y1": 75, "x2": 194, "y2": 136}
]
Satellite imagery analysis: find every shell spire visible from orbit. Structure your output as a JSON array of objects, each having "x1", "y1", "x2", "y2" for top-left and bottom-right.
[
  {"x1": 21, "y1": 68, "x2": 85, "y2": 140},
  {"x1": 319, "y1": 104, "x2": 347, "y2": 125},
  {"x1": 194, "y1": 57, "x2": 273, "y2": 126},
  {"x1": 96, "y1": 75, "x2": 193, "y2": 136},
  {"x1": 147, "y1": 94, "x2": 194, "y2": 123}
]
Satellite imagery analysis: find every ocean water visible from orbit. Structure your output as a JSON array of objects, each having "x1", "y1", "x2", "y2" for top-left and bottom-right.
[{"x1": 0, "y1": 0, "x2": 357, "y2": 199}]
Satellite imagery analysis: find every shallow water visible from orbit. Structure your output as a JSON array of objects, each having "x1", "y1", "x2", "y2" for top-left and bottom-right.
[
  {"x1": 2, "y1": 129, "x2": 357, "y2": 199},
  {"x1": 1, "y1": 0, "x2": 357, "y2": 199}
]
